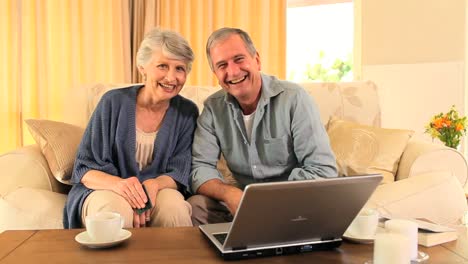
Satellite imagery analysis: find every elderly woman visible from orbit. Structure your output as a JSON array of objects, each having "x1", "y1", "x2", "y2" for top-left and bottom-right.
[{"x1": 64, "y1": 28, "x2": 198, "y2": 229}]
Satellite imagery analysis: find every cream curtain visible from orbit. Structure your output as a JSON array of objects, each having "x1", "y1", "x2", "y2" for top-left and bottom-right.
[
  {"x1": 0, "y1": 0, "x2": 131, "y2": 153},
  {"x1": 1, "y1": 0, "x2": 285, "y2": 153},
  {"x1": 132, "y1": 0, "x2": 286, "y2": 86},
  {"x1": 0, "y1": 0, "x2": 20, "y2": 153},
  {"x1": 130, "y1": 0, "x2": 161, "y2": 82}
]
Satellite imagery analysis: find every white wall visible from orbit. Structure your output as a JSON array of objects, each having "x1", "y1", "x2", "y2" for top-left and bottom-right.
[
  {"x1": 359, "y1": 0, "x2": 466, "y2": 154},
  {"x1": 361, "y1": 0, "x2": 464, "y2": 65},
  {"x1": 363, "y1": 62, "x2": 465, "y2": 143}
]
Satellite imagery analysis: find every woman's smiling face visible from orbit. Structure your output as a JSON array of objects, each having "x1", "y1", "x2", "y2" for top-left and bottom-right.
[{"x1": 141, "y1": 49, "x2": 188, "y2": 100}]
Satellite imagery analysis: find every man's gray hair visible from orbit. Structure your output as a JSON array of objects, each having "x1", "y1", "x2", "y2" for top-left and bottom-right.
[
  {"x1": 205, "y1": 27, "x2": 257, "y2": 71},
  {"x1": 136, "y1": 28, "x2": 194, "y2": 72}
]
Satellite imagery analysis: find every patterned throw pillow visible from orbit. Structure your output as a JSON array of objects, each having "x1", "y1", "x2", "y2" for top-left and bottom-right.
[
  {"x1": 327, "y1": 116, "x2": 414, "y2": 184},
  {"x1": 25, "y1": 119, "x2": 84, "y2": 185}
]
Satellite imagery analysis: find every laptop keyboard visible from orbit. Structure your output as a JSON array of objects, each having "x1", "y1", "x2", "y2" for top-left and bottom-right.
[{"x1": 213, "y1": 233, "x2": 228, "y2": 244}]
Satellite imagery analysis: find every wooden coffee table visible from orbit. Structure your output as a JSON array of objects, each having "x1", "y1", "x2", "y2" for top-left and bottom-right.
[
  {"x1": 0, "y1": 227, "x2": 467, "y2": 263},
  {"x1": 440, "y1": 225, "x2": 468, "y2": 260}
]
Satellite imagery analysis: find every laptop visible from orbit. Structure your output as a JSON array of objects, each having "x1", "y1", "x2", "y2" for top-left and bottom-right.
[{"x1": 199, "y1": 174, "x2": 383, "y2": 260}]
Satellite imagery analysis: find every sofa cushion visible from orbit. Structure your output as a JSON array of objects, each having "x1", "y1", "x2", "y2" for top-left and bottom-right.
[
  {"x1": 25, "y1": 119, "x2": 84, "y2": 185},
  {"x1": 0, "y1": 187, "x2": 66, "y2": 232},
  {"x1": 327, "y1": 116, "x2": 414, "y2": 184}
]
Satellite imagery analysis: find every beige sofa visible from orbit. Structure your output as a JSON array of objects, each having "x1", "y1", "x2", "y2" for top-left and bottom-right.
[{"x1": 0, "y1": 81, "x2": 467, "y2": 232}]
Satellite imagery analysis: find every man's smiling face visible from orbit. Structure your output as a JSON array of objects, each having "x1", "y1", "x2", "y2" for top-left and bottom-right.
[{"x1": 209, "y1": 34, "x2": 262, "y2": 102}]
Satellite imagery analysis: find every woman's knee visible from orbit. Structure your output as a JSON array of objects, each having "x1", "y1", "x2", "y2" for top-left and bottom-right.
[
  {"x1": 82, "y1": 190, "x2": 133, "y2": 228},
  {"x1": 151, "y1": 189, "x2": 192, "y2": 227}
]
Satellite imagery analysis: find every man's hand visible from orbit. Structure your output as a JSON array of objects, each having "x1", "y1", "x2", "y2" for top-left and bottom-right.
[
  {"x1": 223, "y1": 186, "x2": 243, "y2": 215},
  {"x1": 197, "y1": 179, "x2": 244, "y2": 216}
]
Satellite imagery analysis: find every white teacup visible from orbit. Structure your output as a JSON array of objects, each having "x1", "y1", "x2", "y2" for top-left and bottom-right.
[
  {"x1": 345, "y1": 209, "x2": 379, "y2": 238},
  {"x1": 85, "y1": 212, "x2": 124, "y2": 242}
]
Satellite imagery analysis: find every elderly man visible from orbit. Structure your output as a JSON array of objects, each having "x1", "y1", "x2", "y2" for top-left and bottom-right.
[{"x1": 188, "y1": 27, "x2": 337, "y2": 225}]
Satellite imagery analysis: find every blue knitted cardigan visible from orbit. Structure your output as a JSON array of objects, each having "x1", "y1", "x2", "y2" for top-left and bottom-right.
[{"x1": 63, "y1": 85, "x2": 198, "y2": 228}]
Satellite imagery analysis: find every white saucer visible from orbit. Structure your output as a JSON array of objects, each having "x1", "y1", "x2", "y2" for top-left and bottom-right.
[
  {"x1": 364, "y1": 251, "x2": 429, "y2": 264},
  {"x1": 342, "y1": 231, "x2": 375, "y2": 244},
  {"x1": 75, "y1": 229, "x2": 132, "y2": 249}
]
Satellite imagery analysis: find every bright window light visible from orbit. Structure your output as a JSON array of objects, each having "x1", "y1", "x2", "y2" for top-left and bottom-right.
[{"x1": 287, "y1": 2, "x2": 354, "y2": 82}]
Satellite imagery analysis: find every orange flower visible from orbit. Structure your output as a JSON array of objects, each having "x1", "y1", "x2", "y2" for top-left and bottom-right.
[
  {"x1": 456, "y1": 123, "x2": 464, "y2": 131},
  {"x1": 443, "y1": 118, "x2": 451, "y2": 127},
  {"x1": 433, "y1": 118, "x2": 444, "y2": 129}
]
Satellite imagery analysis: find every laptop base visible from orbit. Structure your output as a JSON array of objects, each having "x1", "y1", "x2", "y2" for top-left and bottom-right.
[
  {"x1": 199, "y1": 175, "x2": 382, "y2": 261},
  {"x1": 218, "y1": 240, "x2": 342, "y2": 260}
]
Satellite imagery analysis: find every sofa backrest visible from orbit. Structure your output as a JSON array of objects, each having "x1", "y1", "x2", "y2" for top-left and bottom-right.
[
  {"x1": 301, "y1": 81, "x2": 381, "y2": 127},
  {"x1": 65, "y1": 81, "x2": 381, "y2": 128}
]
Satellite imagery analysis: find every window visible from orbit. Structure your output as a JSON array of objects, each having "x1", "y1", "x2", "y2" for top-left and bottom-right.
[{"x1": 287, "y1": 1, "x2": 354, "y2": 82}]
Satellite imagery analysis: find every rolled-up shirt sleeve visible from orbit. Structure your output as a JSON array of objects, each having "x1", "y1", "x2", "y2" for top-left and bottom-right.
[
  {"x1": 190, "y1": 104, "x2": 226, "y2": 193},
  {"x1": 288, "y1": 88, "x2": 338, "y2": 180}
]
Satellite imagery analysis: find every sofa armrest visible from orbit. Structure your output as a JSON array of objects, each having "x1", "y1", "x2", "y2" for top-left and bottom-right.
[
  {"x1": 366, "y1": 171, "x2": 467, "y2": 225},
  {"x1": 396, "y1": 139, "x2": 468, "y2": 188},
  {"x1": 0, "y1": 145, "x2": 70, "y2": 196}
]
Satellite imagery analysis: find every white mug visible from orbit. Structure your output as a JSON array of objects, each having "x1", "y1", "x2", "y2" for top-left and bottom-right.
[
  {"x1": 384, "y1": 219, "x2": 418, "y2": 260},
  {"x1": 345, "y1": 209, "x2": 379, "y2": 238},
  {"x1": 85, "y1": 212, "x2": 124, "y2": 242},
  {"x1": 373, "y1": 233, "x2": 412, "y2": 264}
]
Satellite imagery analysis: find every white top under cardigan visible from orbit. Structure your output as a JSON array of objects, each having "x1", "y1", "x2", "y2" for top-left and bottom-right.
[{"x1": 135, "y1": 128, "x2": 157, "y2": 170}]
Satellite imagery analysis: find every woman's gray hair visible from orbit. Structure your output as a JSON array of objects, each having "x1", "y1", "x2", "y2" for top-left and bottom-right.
[
  {"x1": 206, "y1": 27, "x2": 257, "y2": 71},
  {"x1": 136, "y1": 28, "x2": 194, "y2": 72}
]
